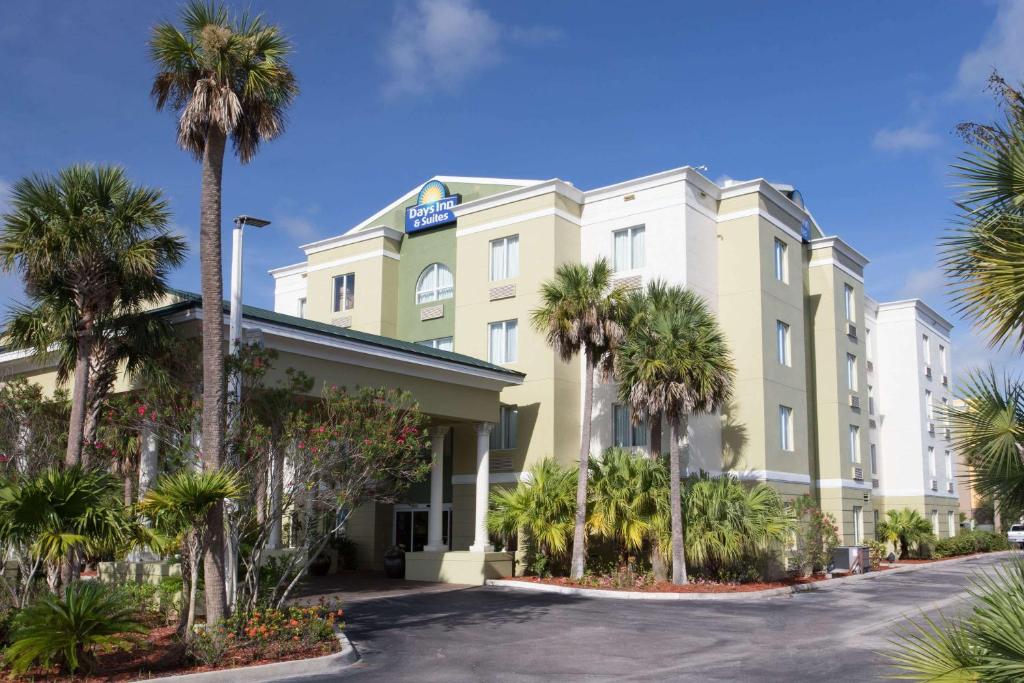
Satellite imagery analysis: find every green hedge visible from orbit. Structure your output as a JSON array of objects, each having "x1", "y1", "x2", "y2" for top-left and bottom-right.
[{"x1": 934, "y1": 530, "x2": 1011, "y2": 558}]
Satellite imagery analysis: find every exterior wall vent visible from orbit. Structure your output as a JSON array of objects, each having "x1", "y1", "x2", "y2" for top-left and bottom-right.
[
  {"x1": 332, "y1": 316, "x2": 352, "y2": 329},
  {"x1": 489, "y1": 284, "x2": 516, "y2": 301},
  {"x1": 871, "y1": 478, "x2": 879, "y2": 489},
  {"x1": 851, "y1": 466, "x2": 864, "y2": 481},
  {"x1": 420, "y1": 304, "x2": 444, "y2": 321},
  {"x1": 924, "y1": 366, "x2": 932, "y2": 379},
  {"x1": 614, "y1": 274, "x2": 643, "y2": 291},
  {"x1": 930, "y1": 479, "x2": 938, "y2": 491},
  {"x1": 946, "y1": 481, "x2": 955, "y2": 494},
  {"x1": 491, "y1": 454, "x2": 514, "y2": 473},
  {"x1": 847, "y1": 323, "x2": 857, "y2": 339},
  {"x1": 849, "y1": 394, "x2": 861, "y2": 410}
]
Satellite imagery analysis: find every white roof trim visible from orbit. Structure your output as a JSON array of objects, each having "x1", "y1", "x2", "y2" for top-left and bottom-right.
[
  {"x1": 301, "y1": 226, "x2": 405, "y2": 256},
  {"x1": 454, "y1": 179, "x2": 584, "y2": 217},
  {"x1": 808, "y1": 236, "x2": 870, "y2": 268},
  {"x1": 268, "y1": 261, "x2": 308, "y2": 279},
  {"x1": 876, "y1": 299, "x2": 954, "y2": 333}
]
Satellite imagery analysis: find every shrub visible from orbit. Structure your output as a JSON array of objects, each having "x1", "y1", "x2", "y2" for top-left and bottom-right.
[
  {"x1": 791, "y1": 496, "x2": 840, "y2": 576},
  {"x1": 224, "y1": 600, "x2": 343, "y2": 657},
  {"x1": 188, "y1": 622, "x2": 231, "y2": 667},
  {"x1": 934, "y1": 530, "x2": 1012, "y2": 558},
  {"x1": 110, "y1": 580, "x2": 159, "y2": 613},
  {"x1": 5, "y1": 581, "x2": 146, "y2": 675},
  {"x1": 866, "y1": 539, "x2": 888, "y2": 568},
  {"x1": 330, "y1": 535, "x2": 359, "y2": 571},
  {"x1": 157, "y1": 576, "x2": 184, "y2": 624}
]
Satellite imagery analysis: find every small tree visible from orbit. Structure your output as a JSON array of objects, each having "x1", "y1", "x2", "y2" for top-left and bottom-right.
[
  {"x1": 0, "y1": 377, "x2": 69, "y2": 479},
  {"x1": 791, "y1": 496, "x2": 840, "y2": 577},
  {"x1": 877, "y1": 508, "x2": 935, "y2": 560}
]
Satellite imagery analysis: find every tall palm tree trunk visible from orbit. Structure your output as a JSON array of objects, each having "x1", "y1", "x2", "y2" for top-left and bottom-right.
[
  {"x1": 648, "y1": 412, "x2": 662, "y2": 458},
  {"x1": 65, "y1": 332, "x2": 91, "y2": 467},
  {"x1": 199, "y1": 126, "x2": 229, "y2": 624},
  {"x1": 669, "y1": 416, "x2": 688, "y2": 585},
  {"x1": 647, "y1": 412, "x2": 668, "y2": 580},
  {"x1": 570, "y1": 353, "x2": 595, "y2": 580}
]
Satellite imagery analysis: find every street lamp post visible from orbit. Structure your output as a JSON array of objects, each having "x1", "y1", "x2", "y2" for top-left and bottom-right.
[{"x1": 226, "y1": 214, "x2": 269, "y2": 611}]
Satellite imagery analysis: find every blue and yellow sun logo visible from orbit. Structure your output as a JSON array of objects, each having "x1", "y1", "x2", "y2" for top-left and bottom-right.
[{"x1": 417, "y1": 180, "x2": 449, "y2": 206}]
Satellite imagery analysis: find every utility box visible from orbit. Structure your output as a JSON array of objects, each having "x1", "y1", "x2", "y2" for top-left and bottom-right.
[{"x1": 832, "y1": 546, "x2": 871, "y2": 574}]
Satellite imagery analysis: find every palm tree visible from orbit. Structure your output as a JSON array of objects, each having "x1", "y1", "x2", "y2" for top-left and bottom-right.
[
  {"x1": 148, "y1": 0, "x2": 298, "y2": 623},
  {"x1": 615, "y1": 284, "x2": 735, "y2": 584},
  {"x1": 683, "y1": 474, "x2": 793, "y2": 576},
  {"x1": 0, "y1": 165, "x2": 184, "y2": 467},
  {"x1": 587, "y1": 447, "x2": 668, "y2": 566},
  {"x1": 139, "y1": 469, "x2": 244, "y2": 636},
  {"x1": 877, "y1": 508, "x2": 936, "y2": 560},
  {"x1": 944, "y1": 369, "x2": 1024, "y2": 520},
  {"x1": 532, "y1": 258, "x2": 626, "y2": 579},
  {"x1": 488, "y1": 459, "x2": 576, "y2": 576}
]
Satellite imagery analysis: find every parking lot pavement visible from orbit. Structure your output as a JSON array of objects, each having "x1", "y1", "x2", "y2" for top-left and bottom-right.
[{"x1": 299, "y1": 552, "x2": 1018, "y2": 682}]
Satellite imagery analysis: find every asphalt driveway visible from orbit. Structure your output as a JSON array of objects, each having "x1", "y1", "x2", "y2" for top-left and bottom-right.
[{"x1": 304, "y1": 552, "x2": 1018, "y2": 682}]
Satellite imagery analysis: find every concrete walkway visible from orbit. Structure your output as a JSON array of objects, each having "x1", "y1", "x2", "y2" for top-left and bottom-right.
[
  {"x1": 291, "y1": 570, "x2": 471, "y2": 605},
  {"x1": 297, "y1": 552, "x2": 1019, "y2": 682}
]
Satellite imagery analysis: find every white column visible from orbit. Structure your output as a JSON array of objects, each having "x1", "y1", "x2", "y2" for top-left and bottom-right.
[
  {"x1": 138, "y1": 424, "x2": 159, "y2": 498},
  {"x1": 424, "y1": 426, "x2": 448, "y2": 552},
  {"x1": 470, "y1": 422, "x2": 493, "y2": 552}
]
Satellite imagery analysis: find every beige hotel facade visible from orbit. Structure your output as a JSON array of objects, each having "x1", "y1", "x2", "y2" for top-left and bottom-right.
[{"x1": 269, "y1": 166, "x2": 961, "y2": 569}]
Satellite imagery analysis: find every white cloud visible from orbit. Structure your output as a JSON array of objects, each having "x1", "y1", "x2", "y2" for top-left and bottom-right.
[
  {"x1": 275, "y1": 215, "x2": 318, "y2": 242},
  {"x1": 381, "y1": 0, "x2": 560, "y2": 97},
  {"x1": 898, "y1": 266, "x2": 947, "y2": 301},
  {"x1": 872, "y1": 125, "x2": 941, "y2": 152},
  {"x1": 955, "y1": 0, "x2": 1024, "y2": 96}
]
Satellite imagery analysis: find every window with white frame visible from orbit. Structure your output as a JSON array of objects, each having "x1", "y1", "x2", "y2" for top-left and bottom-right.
[
  {"x1": 298, "y1": 297, "x2": 306, "y2": 318},
  {"x1": 865, "y1": 327, "x2": 872, "y2": 360},
  {"x1": 488, "y1": 319, "x2": 518, "y2": 364},
  {"x1": 849, "y1": 425, "x2": 860, "y2": 462},
  {"x1": 945, "y1": 450, "x2": 952, "y2": 479},
  {"x1": 947, "y1": 510, "x2": 955, "y2": 537},
  {"x1": 613, "y1": 225, "x2": 645, "y2": 271},
  {"x1": 868, "y1": 384, "x2": 875, "y2": 414},
  {"x1": 870, "y1": 443, "x2": 877, "y2": 474},
  {"x1": 931, "y1": 510, "x2": 939, "y2": 534},
  {"x1": 844, "y1": 284, "x2": 855, "y2": 322},
  {"x1": 774, "y1": 238, "x2": 788, "y2": 283},
  {"x1": 776, "y1": 320, "x2": 791, "y2": 366},
  {"x1": 939, "y1": 344, "x2": 947, "y2": 374},
  {"x1": 928, "y1": 446, "x2": 936, "y2": 476},
  {"x1": 418, "y1": 337, "x2": 453, "y2": 352},
  {"x1": 416, "y1": 263, "x2": 454, "y2": 304},
  {"x1": 926, "y1": 390, "x2": 933, "y2": 419},
  {"x1": 853, "y1": 506, "x2": 863, "y2": 545},
  {"x1": 847, "y1": 353, "x2": 858, "y2": 391},
  {"x1": 490, "y1": 405, "x2": 518, "y2": 450},
  {"x1": 922, "y1": 334, "x2": 931, "y2": 365},
  {"x1": 489, "y1": 235, "x2": 519, "y2": 281},
  {"x1": 613, "y1": 404, "x2": 648, "y2": 449},
  {"x1": 779, "y1": 405, "x2": 794, "y2": 451},
  {"x1": 333, "y1": 273, "x2": 355, "y2": 312}
]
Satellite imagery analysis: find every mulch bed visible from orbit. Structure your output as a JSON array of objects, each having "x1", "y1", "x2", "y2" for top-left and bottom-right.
[{"x1": 3, "y1": 617, "x2": 340, "y2": 683}]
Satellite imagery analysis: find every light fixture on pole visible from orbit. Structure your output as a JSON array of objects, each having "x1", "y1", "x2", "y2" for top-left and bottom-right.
[{"x1": 228, "y1": 214, "x2": 271, "y2": 402}]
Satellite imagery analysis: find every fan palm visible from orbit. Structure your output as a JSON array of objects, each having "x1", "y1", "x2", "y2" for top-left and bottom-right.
[
  {"x1": 615, "y1": 284, "x2": 735, "y2": 584},
  {"x1": 683, "y1": 474, "x2": 793, "y2": 572},
  {"x1": 531, "y1": 258, "x2": 627, "y2": 579},
  {"x1": 139, "y1": 469, "x2": 244, "y2": 636},
  {"x1": 149, "y1": 0, "x2": 298, "y2": 623},
  {"x1": 587, "y1": 448, "x2": 669, "y2": 563},
  {"x1": 887, "y1": 559, "x2": 1024, "y2": 682},
  {"x1": 944, "y1": 369, "x2": 1024, "y2": 518},
  {"x1": 0, "y1": 165, "x2": 184, "y2": 466},
  {"x1": 877, "y1": 508, "x2": 936, "y2": 560},
  {"x1": 488, "y1": 459, "x2": 576, "y2": 576},
  {"x1": 943, "y1": 118, "x2": 1024, "y2": 352}
]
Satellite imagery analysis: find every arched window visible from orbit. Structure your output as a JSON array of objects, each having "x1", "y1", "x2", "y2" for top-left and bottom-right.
[{"x1": 416, "y1": 263, "x2": 454, "y2": 304}]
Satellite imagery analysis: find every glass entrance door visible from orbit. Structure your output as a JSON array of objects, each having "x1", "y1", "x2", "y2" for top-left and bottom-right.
[{"x1": 393, "y1": 505, "x2": 451, "y2": 551}]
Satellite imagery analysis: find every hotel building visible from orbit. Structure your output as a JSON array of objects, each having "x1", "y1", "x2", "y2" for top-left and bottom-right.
[{"x1": 269, "y1": 166, "x2": 961, "y2": 563}]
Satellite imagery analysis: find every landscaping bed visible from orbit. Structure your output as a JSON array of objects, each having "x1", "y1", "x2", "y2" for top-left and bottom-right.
[{"x1": 506, "y1": 573, "x2": 835, "y2": 593}]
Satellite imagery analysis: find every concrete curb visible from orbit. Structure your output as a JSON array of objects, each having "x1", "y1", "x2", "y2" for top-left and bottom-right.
[
  {"x1": 484, "y1": 551, "x2": 1019, "y2": 602},
  {"x1": 134, "y1": 625, "x2": 359, "y2": 683}
]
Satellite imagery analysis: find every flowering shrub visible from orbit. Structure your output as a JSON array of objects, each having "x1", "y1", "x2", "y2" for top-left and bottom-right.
[{"x1": 790, "y1": 496, "x2": 840, "y2": 577}]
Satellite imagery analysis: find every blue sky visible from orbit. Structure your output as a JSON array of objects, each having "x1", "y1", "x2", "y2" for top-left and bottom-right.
[{"x1": 1, "y1": 0, "x2": 1022, "y2": 375}]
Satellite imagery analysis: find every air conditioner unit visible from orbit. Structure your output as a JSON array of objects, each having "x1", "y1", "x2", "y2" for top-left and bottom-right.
[
  {"x1": 924, "y1": 366, "x2": 933, "y2": 379},
  {"x1": 930, "y1": 479, "x2": 938, "y2": 491},
  {"x1": 851, "y1": 466, "x2": 864, "y2": 481},
  {"x1": 872, "y1": 478, "x2": 879, "y2": 489},
  {"x1": 869, "y1": 418, "x2": 877, "y2": 429},
  {"x1": 847, "y1": 323, "x2": 857, "y2": 339},
  {"x1": 849, "y1": 394, "x2": 861, "y2": 409},
  {"x1": 946, "y1": 481, "x2": 955, "y2": 494}
]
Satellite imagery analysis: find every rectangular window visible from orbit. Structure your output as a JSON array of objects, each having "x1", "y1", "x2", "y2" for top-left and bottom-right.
[
  {"x1": 939, "y1": 344, "x2": 947, "y2": 373},
  {"x1": 844, "y1": 284, "x2": 855, "y2": 322},
  {"x1": 928, "y1": 446, "x2": 936, "y2": 476},
  {"x1": 865, "y1": 327, "x2": 872, "y2": 360},
  {"x1": 489, "y1": 405, "x2": 518, "y2": 450},
  {"x1": 488, "y1": 319, "x2": 518, "y2": 364},
  {"x1": 297, "y1": 297, "x2": 306, "y2": 319},
  {"x1": 847, "y1": 353, "x2": 858, "y2": 391},
  {"x1": 925, "y1": 390, "x2": 933, "y2": 419},
  {"x1": 947, "y1": 510, "x2": 956, "y2": 537},
  {"x1": 489, "y1": 235, "x2": 520, "y2": 281},
  {"x1": 868, "y1": 384, "x2": 875, "y2": 415},
  {"x1": 333, "y1": 273, "x2": 355, "y2": 312},
  {"x1": 418, "y1": 337, "x2": 454, "y2": 352},
  {"x1": 922, "y1": 334, "x2": 931, "y2": 365},
  {"x1": 945, "y1": 450, "x2": 952, "y2": 479},
  {"x1": 853, "y1": 506, "x2": 863, "y2": 545},
  {"x1": 873, "y1": 509, "x2": 879, "y2": 527},
  {"x1": 774, "y1": 238, "x2": 788, "y2": 283},
  {"x1": 613, "y1": 404, "x2": 648, "y2": 449},
  {"x1": 931, "y1": 510, "x2": 939, "y2": 534},
  {"x1": 776, "y1": 320, "x2": 791, "y2": 366},
  {"x1": 612, "y1": 226, "x2": 645, "y2": 271},
  {"x1": 849, "y1": 425, "x2": 860, "y2": 462},
  {"x1": 870, "y1": 444, "x2": 878, "y2": 474},
  {"x1": 779, "y1": 405, "x2": 794, "y2": 451}
]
